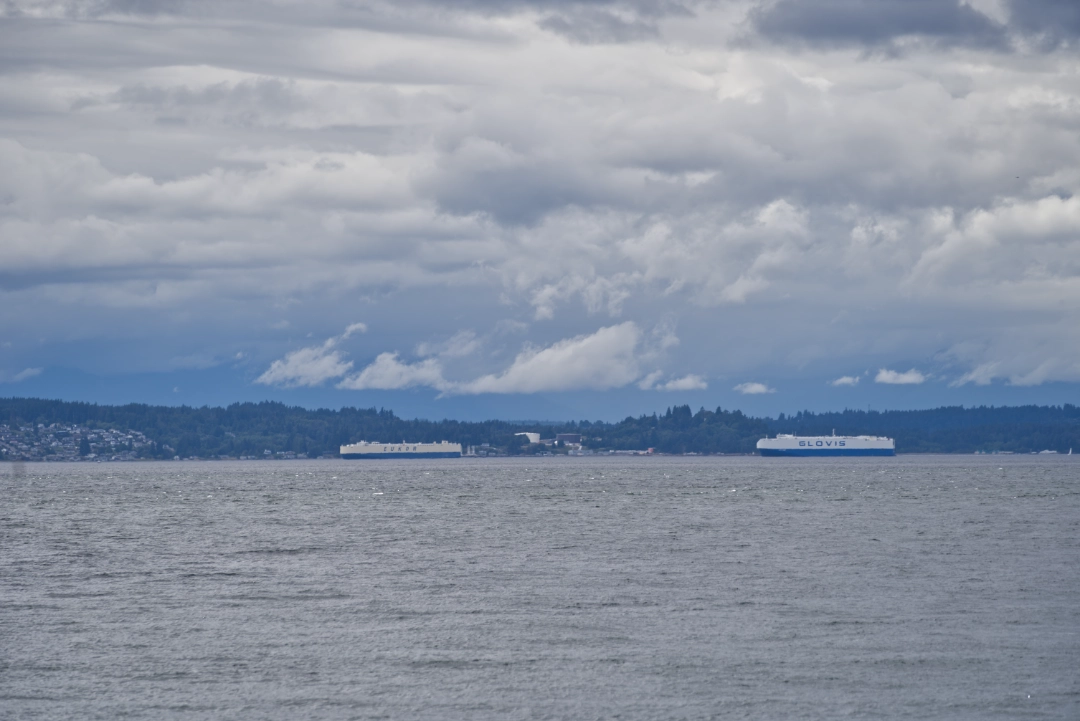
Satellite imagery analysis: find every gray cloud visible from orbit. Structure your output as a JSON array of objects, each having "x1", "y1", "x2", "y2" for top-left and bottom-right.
[
  {"x1": 749, "y1": 0, "x2": 1008, "y2": 50},
  {"x1": 734, "y1": 382, "x2": 775, "y2": 394},
  {"x1": 407, "y1": 0, "x2": 693, "y2": 17},
  {"x1": 0, "y1": 0, "x2": 194, "y2": 18},
  {"x1": 749, "y1": 0, "x2": 1080, "y2": 52},
  {"x1": 531, "y1": 2, "x2": 696, "y2": 44},
  {"x1": 1008, "y1": 0, "x2": 1080, "y2": 49},
  {"x1": 0, "y1": 367, "x2": 43, "y2": 383},
  {"x1": 875, "y1": 368, "x2": 926, "y2": 384},
  {"x1": 0, "y1": 0, "x2": 1077, "y2": 402},
  {"x1": 538, "y1": 10, "x2": 659, "y2": 44}
]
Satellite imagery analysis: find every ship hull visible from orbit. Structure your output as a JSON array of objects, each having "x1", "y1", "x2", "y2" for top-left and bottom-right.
[
  {"x1": 340, "y1": 441, "x2": 463, "y2": 459},
  {"x1": 757, "y1": 434, "x2": 895, "y2": 456},
  {"x1": 759, "y1": 448, "x2": 894, "y2": 457},
  {"x1": 341, "y1": 452, "x2": 461, "y2": 459}
]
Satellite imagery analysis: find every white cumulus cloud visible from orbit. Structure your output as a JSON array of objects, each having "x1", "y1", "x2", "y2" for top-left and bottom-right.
[
  {"x1": 416, "y1": 330, "x2": 480, "y2": 359},
  {"x1": 456, "y1": 322, "x2": 644, "y2": 395},
  {"x1": 734, "y1": 382, "x2": 775, "y2": 395},
  {"x1": 255, "y1": 322, "x2": 365, "y2": 387},
  {"x1": 657, "y1": 374, "x2": 708, "y2": 391},
  {"x1": 637, "y1": 370, "x2": 664, "y2": 390},
  {"x1": 337, "y1": 353, "x2": 449, "y2": 392},
  {"x1": 342, "y1": 322, "x2": 367, "y2": 338},
  {"x1": 1, "y1": 367, "x2": 43, "y2": 383},
  {"x1": 278, "y1": 321, "x2": 702, "y2": 395},
  {"x1": 875, "y1": 368, "x2": 927, "y2": 385},
  {"x1": 952, "y1": 362, "x2": 1000, "y2": 386},
  {"x1": 255, "y1": 339, "x2": 353, "y2": 388},
  {"x1": 14, "y1": 367, "x2": 42, "y2": 382},
  {"x1": 637, "y1": 371, "x2": 708, "y2": 391},
  {"x1": 830, "y1": 375, "x2": 860, "y2": 386}
]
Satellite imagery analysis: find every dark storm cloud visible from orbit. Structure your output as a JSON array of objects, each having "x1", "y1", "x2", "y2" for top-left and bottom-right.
[
  {"x1": 538, "y1": 9, "x2": 661, "y2": 44},
  {"x1": 412, "y1": 0, "x2": 689, "y2": 13},
  {"x1": 430, "y1": 0, "x2": 693, "y2": 43},
  {"x1": 750, "y1": 0, "x2": 1080, "y2": 51},
  {"x1": 750, "y1": 0, "x2": 1008, "y2": 50},
  {"x1": 1008, "y1": 0, "x2": 1080, "y2": 49},
  {"x1": 96, "y1": 0, "x2": 191, "y2": 12},
  {"x1": 425, "y1": 159, "x2": 611, "y2": 225}
]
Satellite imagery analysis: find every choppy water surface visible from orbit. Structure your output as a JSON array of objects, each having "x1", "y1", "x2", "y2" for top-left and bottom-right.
[{"x1": 2, "y1": 456, "x2": 1078, "y2": 720}]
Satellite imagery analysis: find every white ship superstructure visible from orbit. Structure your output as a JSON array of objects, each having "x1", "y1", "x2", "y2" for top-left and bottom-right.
[
  {"x1": 340, "y1": 440, "x2": 462, "y2": 459},
  {"x1": 757, "y1": 433, "x2": 895, "y2": 457}
]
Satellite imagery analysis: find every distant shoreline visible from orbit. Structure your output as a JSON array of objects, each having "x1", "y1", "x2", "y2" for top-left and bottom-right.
[{"x1": 2, "y1": 397, "x2": 1077, "y2": 460}]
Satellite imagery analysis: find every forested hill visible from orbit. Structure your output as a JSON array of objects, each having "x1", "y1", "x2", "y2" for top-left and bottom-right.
[
  {"x1": 768, "y1": 405, "x2": 1080, "y2": 454},
  {"x1": 1, "y1": 397, "x2": 1078, "y2": 458},
  {"x1": 0, "y1": 398, "x2": 572, "y2": 460}
]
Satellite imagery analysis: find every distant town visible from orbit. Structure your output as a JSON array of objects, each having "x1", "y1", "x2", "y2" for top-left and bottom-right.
[
  {"x1": 0, "y1": 422, "x2": 344, "y2": 462},
  {"x1": 1, "y1": 423, "x2": 154, "y2": 462}
]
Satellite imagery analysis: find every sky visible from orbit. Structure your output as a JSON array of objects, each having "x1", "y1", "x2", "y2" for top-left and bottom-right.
[{"x1": 1, "y1": 0, "x2": 1078, "y2": 421}]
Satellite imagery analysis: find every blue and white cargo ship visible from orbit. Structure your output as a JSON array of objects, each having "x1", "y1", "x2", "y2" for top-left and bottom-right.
[
  {"x1": 757, "y1": 433, "x2": 895, "y2": 457},
  {"x1": 340, "y1": 440, "x2": 462, "y2": 459}
]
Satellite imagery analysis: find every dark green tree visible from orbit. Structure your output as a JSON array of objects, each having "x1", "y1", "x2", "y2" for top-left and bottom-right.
[
  {"x1": 507, "y1": 434, "x2": 527, "y2": 455},
  {"x1": 1, "y1": 397, "x2": 1077, "y2": 456}
]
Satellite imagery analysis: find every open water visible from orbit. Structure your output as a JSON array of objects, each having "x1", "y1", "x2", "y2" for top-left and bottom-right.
[{"x1": 1, "y1": 455, "x2": 1078, "y2": 720}]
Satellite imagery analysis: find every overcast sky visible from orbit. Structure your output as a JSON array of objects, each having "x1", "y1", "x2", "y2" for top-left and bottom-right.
[{"x1": 1, "y1": 0, "x2": 1078, "y2": 419}]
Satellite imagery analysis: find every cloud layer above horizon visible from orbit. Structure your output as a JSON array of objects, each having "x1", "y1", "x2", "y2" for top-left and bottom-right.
[{"x1": 1, "y1": 0, "x2": 1078, "y2": 409}]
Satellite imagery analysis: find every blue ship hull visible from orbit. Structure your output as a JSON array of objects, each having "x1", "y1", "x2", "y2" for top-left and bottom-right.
[
  {"x1": 760, "y1": 448, "x2": 894, "y2": 457},
  {"x1": 341, "y1": 452, "x2": 461, "y2": 459}
]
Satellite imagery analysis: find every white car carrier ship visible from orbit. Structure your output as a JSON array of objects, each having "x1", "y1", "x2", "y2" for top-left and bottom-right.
[
  {"x1": 340, "y1": 440, "x2": 462, "y2": 459},
  {"x1": 757, "y1": 433, "x2": 895, "y2": 457}
]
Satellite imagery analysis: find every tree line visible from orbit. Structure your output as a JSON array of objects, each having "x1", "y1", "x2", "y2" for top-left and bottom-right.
[{"x1": 1, "y1": 397, "x2": 1077, "y2": 457}]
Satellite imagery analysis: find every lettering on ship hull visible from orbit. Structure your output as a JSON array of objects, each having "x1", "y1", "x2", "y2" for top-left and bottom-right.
[
  {"x1": 756, "y1": 434, "x2": 895, "y2": 457},
  {"x1": 340, "y1": 440, "x2": 463, "y2": 459}
]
